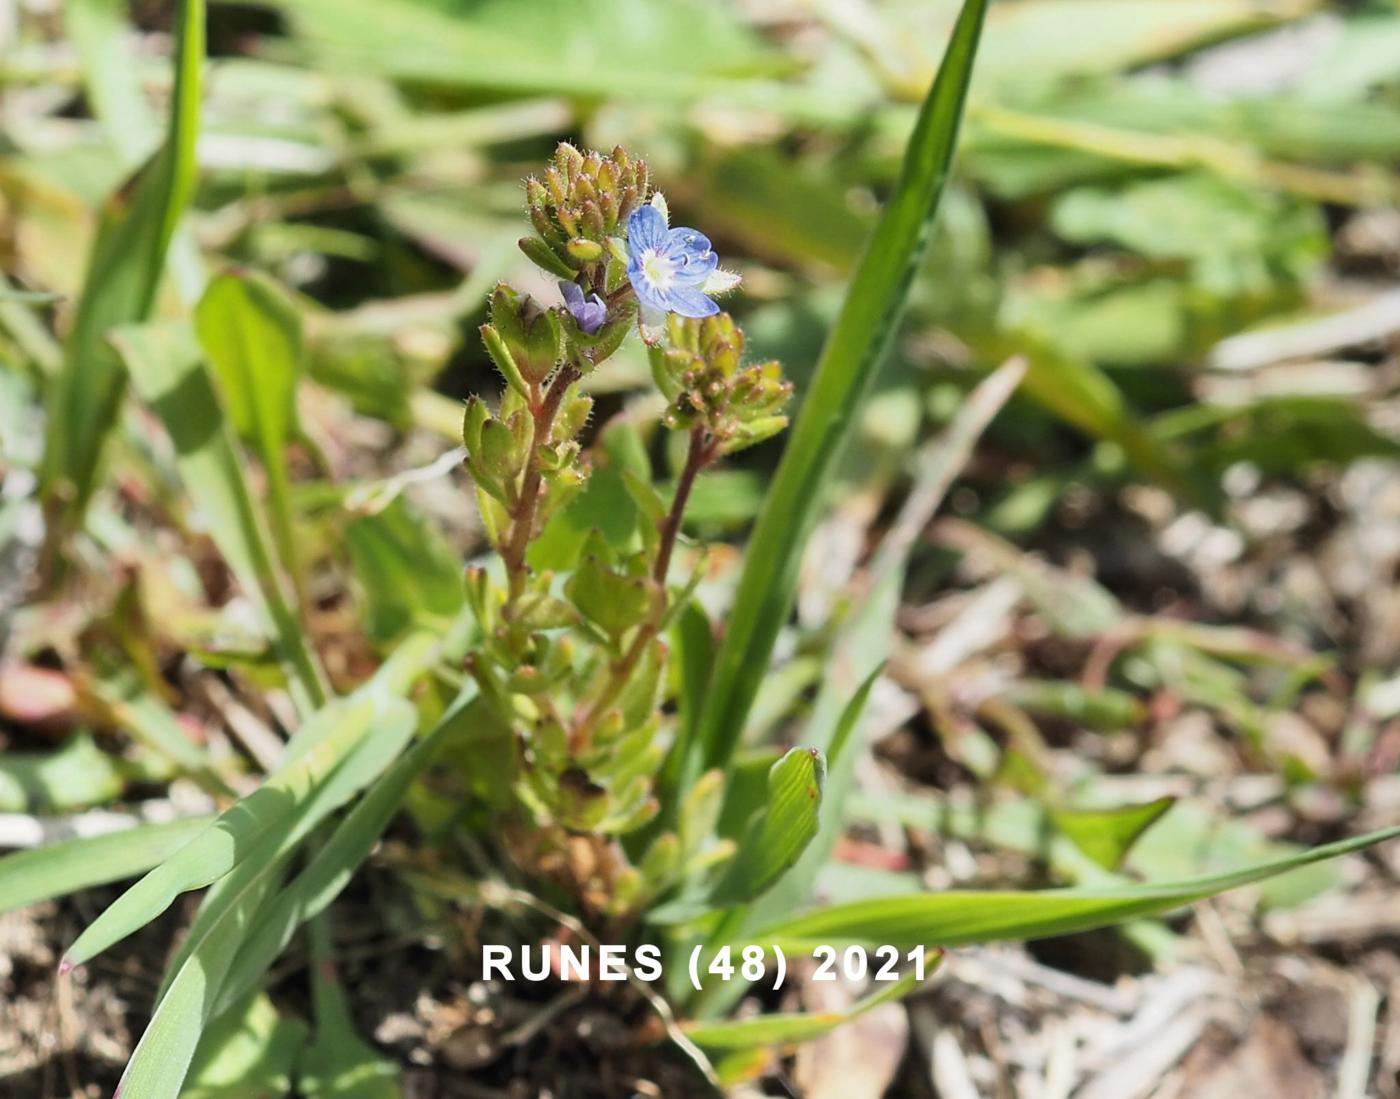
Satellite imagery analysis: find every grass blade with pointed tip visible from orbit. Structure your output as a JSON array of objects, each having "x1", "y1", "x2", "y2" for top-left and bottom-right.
[
  {"x1": 62, "y1": 694, "x2": 376, "y2": 970},
  {"x1": 0, "y1": 817, "x2": 213, "y2": 916},
  {"x1": 63, "y1": 632, "x2": 437, "y2": 970},
  {"x1": 689, "y1": 0, "x2": 989, "y2": 779},
  {"x1": 39, "y1": 0, "x2": 203, "y2": 527},
  {"x1": 749, "y1": 825, "x2": 1400, "y2": 950},
  {"x1": 110, "y1": 697, "x2": 419, "y2": 1099},
  {"x1": 214, "y1": 686, "x2": 477, "y2": 1014},
  {"x1": 746, "y1": 362, "x2": 1026, "y2": 932},
  {"x1": 112, "y1": 320, "x2": 328, "y2": 711},
  {"x1": 684, "y1": 949, "x2": 943, "y2": 1051}
]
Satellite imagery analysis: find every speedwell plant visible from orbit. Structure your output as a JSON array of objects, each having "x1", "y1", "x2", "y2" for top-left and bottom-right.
[{"x1": 4, "y1": 1, "x2": 1400, "y2": 1096}]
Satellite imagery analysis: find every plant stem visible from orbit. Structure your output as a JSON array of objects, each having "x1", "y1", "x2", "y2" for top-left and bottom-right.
[
  {"x1": 570, "y1": 427, "x2": 714, "y2": 752},
  {"x1": 501, "y1": 363, "x2": 581, "y2": 600},
  {"x1": 653, "y1": 425, "x2": 712, "y2": 585}
]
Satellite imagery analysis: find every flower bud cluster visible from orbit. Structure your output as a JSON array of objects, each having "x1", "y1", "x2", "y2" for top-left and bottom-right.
[
  {"x1": 521, "y1": 143, "x2": 647, "y2": 279},
  {"x1": 650, "y1": 313, "x2": 793, "y2": 455}
]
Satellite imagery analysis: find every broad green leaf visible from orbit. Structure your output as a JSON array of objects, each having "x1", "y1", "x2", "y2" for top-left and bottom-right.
[
  {"x1": 684, "y1": 949, "x2": 943, "y2": 1052},
  {"x1": 751, "y1": 825, "x2": 1400, "y2": 950},
  {"x1": 112, "y1": 320, "x2": 328, "y2": 711},
  {"x1": 0, "y1": 816, "x2": 213, "y2": 916},
  {"x1": 39, "y1": 0, "x2": 203, "y2": 523},
  {"x1": 1049, "y1": 797, "x2": 1176, "y2": 871},
  {"x1": 195, "y1": 271, "x2": 306, "y2": 597},
  {"x1": 1050, "y1": 173, "x2": 1327, "y2": 296},
  {"x1": 690, "y1": 0, "x2": 989, "y2": 778},
  {"x1": 183, "y1": 991, "x2": 305, "y2": 1099},
  {"x1": 266, "y1": 0, "x2": 778, "y2": 102},
  {"x1": 346, "y1": 496, "x2": 466, "y2": 645},
  {"x1": 0, "y1": 733, "x2": 130, "y2": 813}
]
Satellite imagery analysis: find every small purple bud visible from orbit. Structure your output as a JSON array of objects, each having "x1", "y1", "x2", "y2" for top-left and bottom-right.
[{"x1": 559, "y1": 280, "x2": 608, "y2": 336}]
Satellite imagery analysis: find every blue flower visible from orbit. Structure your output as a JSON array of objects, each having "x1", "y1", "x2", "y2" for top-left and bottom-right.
[
  {"x1": 559, "y1": 280, "x2": 607, "y2": 335},
  {"x1": 625, "y1": 203, "x2": 722, "y2": 320}
]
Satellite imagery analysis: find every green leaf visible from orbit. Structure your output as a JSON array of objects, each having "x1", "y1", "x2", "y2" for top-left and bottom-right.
[
  {"x1": 183, "y1": 991, "x2": 305, "y2": 1099},
  {"x1": 684, "y1": 949, "x2": 942, "y2": 1052},
  {"x1": 266, "y1": 0, "x2": 777, "y2": 102},
  {"x1": 751, "y1": 825, "x2": 1400, "y2": 950},
  {"x1": 345, "y1": 496, "x2": 466, "y2": 645},
  {"x1": 0, "y1": 733, "x2": 126, "y2": 813},
  {"x1": 114, "y1": 861, "x2": 287, "y2": 1099},
  {"x1": 690, "y1": 0, "x2": 989, "y2": 779},
  {"x1": 195, "y1": 270, "x2": 307, "y2": 596},
  {"x1": 112, "y1": 320, "x2": 328, "y2": 712},
  {"x1": 110, "y1": 679, "x2": 424, "y2": 1099},
  {"x1": 1049, "y1": 797, "x2": 1176, "y2": 871},
  {"x1": 39, "y1": 0, "x2": 203, "y2": 522},
  {"x1": 711, "y1": 747, "x2": 826, "y2": 907},
  {"x1": 0, "y1": 816, "x2": 213, "y2": 916}
]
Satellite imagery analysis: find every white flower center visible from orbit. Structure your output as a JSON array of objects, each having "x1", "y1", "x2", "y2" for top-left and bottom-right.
[{"x1": 640, "y1": 248, "x2": 677, "y2": 291}]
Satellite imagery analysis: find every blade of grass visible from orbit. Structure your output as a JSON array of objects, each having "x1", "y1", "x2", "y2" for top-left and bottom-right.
[
  {"x1": 749, "y1": 825, "x2": 1400, "y2": 950},
  {"x1": 214, "y1": 685, "x2": 477, "y2": 1014},
  {"x1": 683, "y1": 949, "x2": 943, "y2": 1051},
  {"x1": 747, "y1": 361, "x2": 1025, "y2": 929},
  {"x1": 62, "y1": 632, "x2": 437, "y2": 970},
  {"x1": 0, "y1": 816, "x2": 213, "y2": 916},
  {"x1": 688, "y1": 0, "x2": 989, "y2": 780},
  {"x1": 39, "y1": 0, "x2": 204, "y2": 531},
  {"x1": 112, "y1": 321, "x2": 329, "y2": 711}
]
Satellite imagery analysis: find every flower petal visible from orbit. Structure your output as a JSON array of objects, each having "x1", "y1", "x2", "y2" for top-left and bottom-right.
[
  {"x1": 672, "y1": 248, "x2": 718, "y2": 286},
  {"x1": 661, "y1": 286, "x2": 720, "y2": 318},
  {"x1": 664, "y1": 226, "x2": 713, "y2": 261},
  {"x1": 627, "y1": 259, "x2": 670, "y2": 313},
  {"x1": 558, "y1": 280, "x2": 584, "y2": 307},
  {"x1": 627, "y1": 205, "x2": 667, "y2": 254}
]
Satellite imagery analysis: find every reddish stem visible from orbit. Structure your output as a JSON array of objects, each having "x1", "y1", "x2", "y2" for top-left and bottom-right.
[
  {"x1": 570, "y1": 428, "x2": 715, "y2": 752},
  {"x1": 502, "y1": 363, "x2": 581, "y2": 600}
]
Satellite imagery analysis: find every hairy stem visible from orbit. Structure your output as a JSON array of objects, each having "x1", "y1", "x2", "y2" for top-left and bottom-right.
[
  {"x1": 653, "y1": 425, "x2": 712, "y2": 585},
  {"x1": 501, "y1": 362, "x2": 581, "y2": 600},
  {"x1": 570, "y1": 427, "x2": 715, "y2": 752}
]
